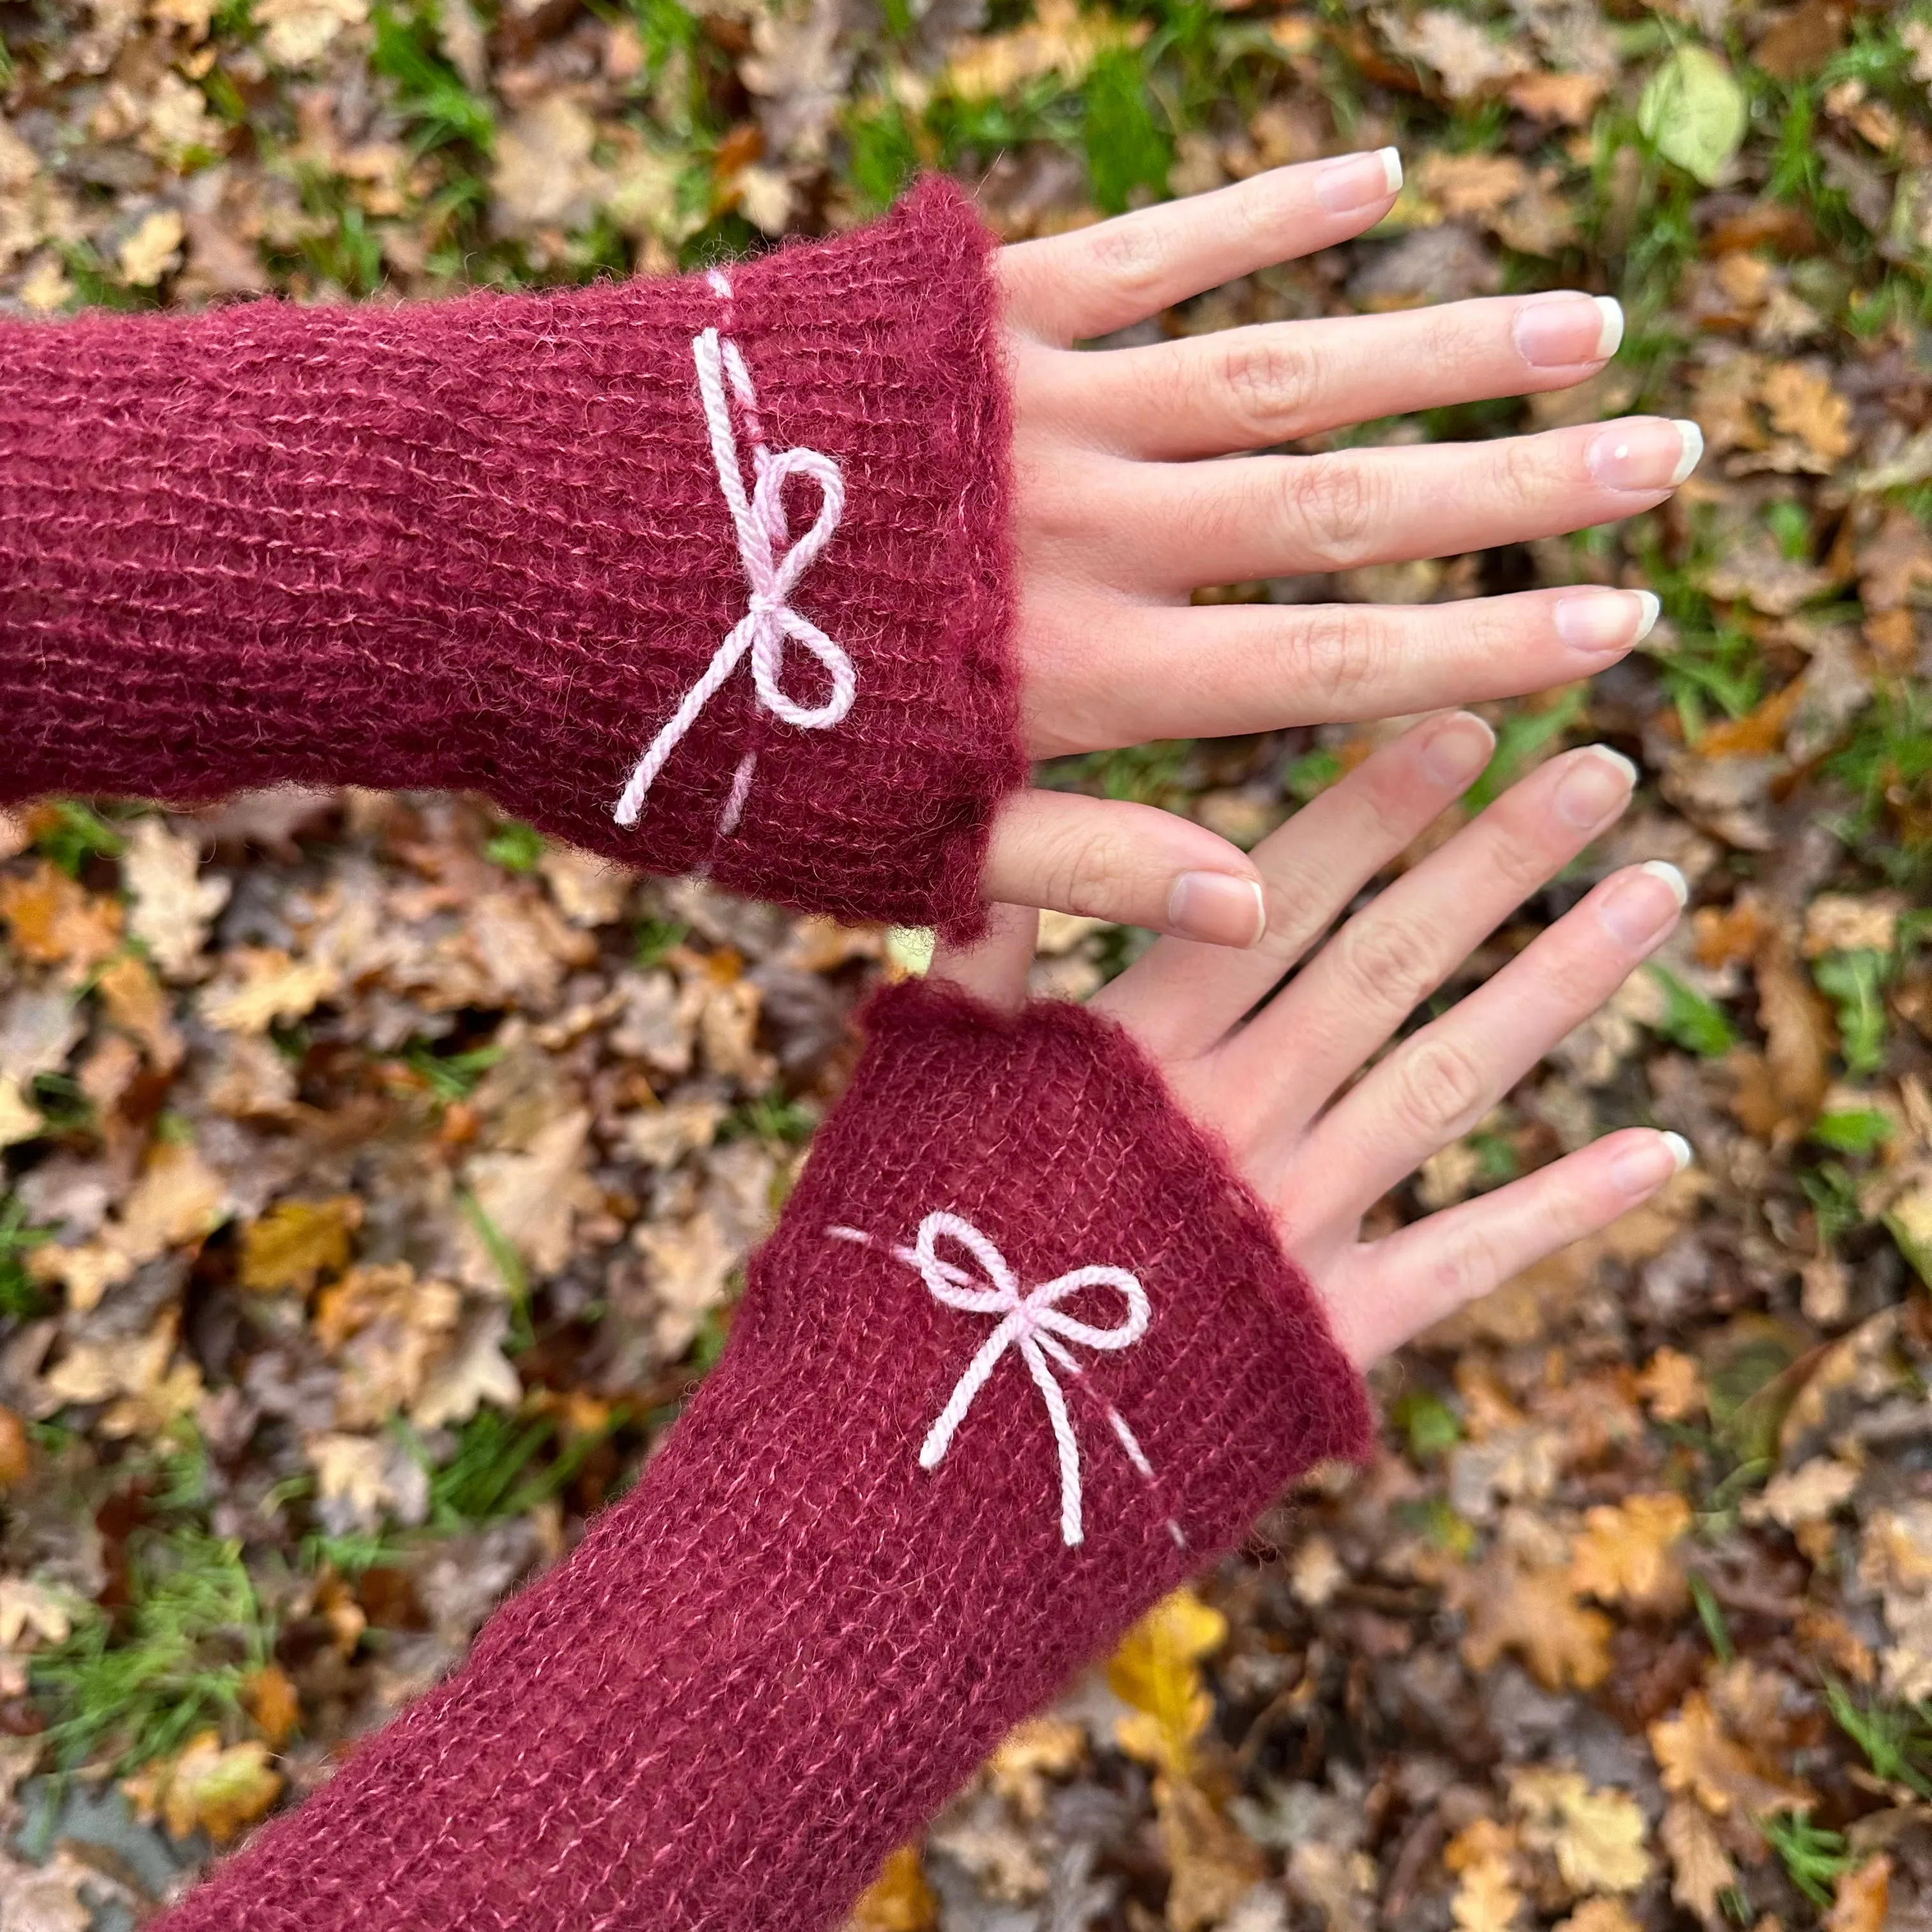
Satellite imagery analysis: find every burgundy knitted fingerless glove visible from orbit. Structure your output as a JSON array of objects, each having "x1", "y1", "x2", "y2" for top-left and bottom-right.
[
  {"x1": 0, "y1": 181, "x2": 1022, "y2": 931},
  {"x1": 157, "y1": 981, "x2": 1371, "y2": 1932}
]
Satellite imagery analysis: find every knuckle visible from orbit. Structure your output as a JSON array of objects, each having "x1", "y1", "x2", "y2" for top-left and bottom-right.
[
  {"x1": 1085, "y1": 217, "x2": 1172, "y2": 312},
  {"x1": 1488, "y1": 829, "x2": 1557, "y2": 899},
  {"x1": 1220, "y1": 334, "x2": 1317, "y2": 447},
  {"x1": 1054, "y1": 825, "x2": 1139, "y2": 920},
  {"x1": 1422, "y1": 1225, "x2": 1501, "y2": 1318},
  {"x1": 1391, "y1": 1034, "x2": 1491, "y2": 1140},
  {"x1": 1334, "y1": 912, "x2": 1441, "y2": 1018},
  {"x1": 1293, "y1": 602, "x2": 1385, "y2": 712},
  {"x1": 1490, "y1": 432, "x2": 1549, "y2": 514},
  {"x1": 1281, "y1": 454, "x2": 1384, "y2": 570}
]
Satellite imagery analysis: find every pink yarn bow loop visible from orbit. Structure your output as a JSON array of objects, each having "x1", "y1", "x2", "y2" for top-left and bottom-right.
[
  {"x1": 910, "y1": 1211, "x2": 1148, "y2": 1548},
  {"x1": 613, "y1": 328, "x2": 853, "y2": 831}
]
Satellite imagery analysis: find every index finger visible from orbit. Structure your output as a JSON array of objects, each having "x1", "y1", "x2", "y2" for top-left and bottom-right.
[{"x1": 996, "y1": 150, "x2": 1402, "y2": 346}]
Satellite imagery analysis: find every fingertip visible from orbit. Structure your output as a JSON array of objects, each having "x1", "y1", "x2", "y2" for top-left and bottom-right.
[
  {"x1": 1415, "y1": 710, "x2": 1496, "y2": 789},
  {"x1": 1169, "y1": 870, "x2": 1268, "y2": 947},
  {"x1": 1606, "y1": 1127, "x2": 1690, "y2": 1200}
]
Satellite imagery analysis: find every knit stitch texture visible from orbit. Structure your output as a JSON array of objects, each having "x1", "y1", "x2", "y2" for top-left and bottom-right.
[
  {"x1": 0, "y1": 180, "x2": 1022, "y2": 933},
  {"x1": 158, "y1": 981, "x2": 1372, "y2": 1932}
]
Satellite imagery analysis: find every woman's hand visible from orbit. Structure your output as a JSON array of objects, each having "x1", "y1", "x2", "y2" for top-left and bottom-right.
[
  {"x1": 982, "y1": 152, "x2": 1703, "y2": 954},
  {"x1": 941, "y1": 711, "x2": 1691, "y2": 1367}
]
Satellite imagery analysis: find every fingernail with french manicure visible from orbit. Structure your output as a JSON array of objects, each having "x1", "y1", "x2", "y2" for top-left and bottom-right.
[
  {"x1": 1553, "y1": 746, "x2": 1636, "y2": 829},
  {"x1": 1611, "y1": 1130, "x2": 1694, "y2": 1197},
  {"x1": 1169, "y1": 871, "x2": 1268, "y2": 947},
  {"x1": 1597, "y1": 859, "x2": 1686, "y2": 947},
  {"x1": 1421, "y1": 714, "x2": 1496, "y2": 787},
  {"x1": 1515, "y1": 293, "x2": 1623, "y2": 369},
  {"x1": 1587, "y1": 418, "x2": 1703, "y2": 492},
  {"x1": 1554, "y1": 588, "x2": 1660, "y2": 658},
  {"x1": 1316, "y1": 147, "x2": 1402, "y2": 213}
]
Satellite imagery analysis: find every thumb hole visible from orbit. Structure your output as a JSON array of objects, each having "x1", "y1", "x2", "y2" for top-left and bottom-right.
[{"x1": 930, "y1": 903, "x2": 1039, "y2": 1013}]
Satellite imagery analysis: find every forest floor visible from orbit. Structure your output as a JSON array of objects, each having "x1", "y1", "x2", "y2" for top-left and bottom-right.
[{"x1": 1, "y1": 0, "x2": 1931, "y2": 1926}]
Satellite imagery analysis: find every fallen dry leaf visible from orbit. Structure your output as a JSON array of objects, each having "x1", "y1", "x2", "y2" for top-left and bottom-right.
[
  {"x1": 1108, "y1": 1586, "x2": 1227, "y2": 1781},
  {"x1": 242, "y1": 1662, "x2": 301, "y2": 1749},
  {"x1": 1649, "y1": 1690, "x2": 1812, "y2": 1820},
  {"x1": 122, "y1": 817, "x2": 229, "y2": 980},
  {"x1": 1825, "y1": 1851, "x2": 1890, "y2": 1932},
  {"x1": 241, "y1": 1197, "x2": 361, "y2": 1294},
  {"x1": 0, "y1": 862, "x2": 125, "y2": 970},
  {"x1": 199, "y1": 946, "x2": 339, "y2": 1034},
  {"x1": 1452, "y1": 1554, "x2": 1614, "y2": 1691},
  {"x1": 124, "y1": 1731, "x2": 284, "y2": 1843},
  {"x1": 1510, "y1": 1768, "x2": 1653, "y2": 1895},
  {"x1": 1570, "y1": 1492, "x2": 1693, "y2": 1610},
  {"x1": 1660, "y1": 1797, "x2": 1738, "y2": 1926},
  {"x1": 843, "y1": 1845, "x2": 939, "y2": 1932},
  {"x1": 1445, "y1": 1818, "x2": 1523, "y2": 1932}
]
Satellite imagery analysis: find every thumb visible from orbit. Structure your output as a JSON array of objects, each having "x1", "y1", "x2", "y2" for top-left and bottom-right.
[{"x1": 982, "y1": 790, "x2": 1267, "y2": 948}]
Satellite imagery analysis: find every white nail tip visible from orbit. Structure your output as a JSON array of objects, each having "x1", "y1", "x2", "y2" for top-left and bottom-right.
[
  {"x1": 1667, "y1": 418, "x2": 1705, "y2": 487},
  {"x1": 1581, "y1": 745, "x2": 1638, "y2": 787},
  {"x1": 1632, "y1": 588, "x2": 1661, "y2": 642},
  {"x1": 1638, "y1": 858, "x2": 1688, "y2": 909},
  {"x1": 1592, "y1": 295, "x2": 1625, "y2": 360},
  {"x1": 1378, "y1": 147, "x2": 1403, "y2": 194},
  {"x1": 1246, "y1": 879, "x2": 1269, "y2": 949},
  {"x1": 1661, "y1": 1131, "x2": 1694, "y2": 1174}
]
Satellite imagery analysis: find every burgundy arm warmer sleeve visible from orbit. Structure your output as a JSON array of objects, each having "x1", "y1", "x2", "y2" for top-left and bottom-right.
[
  {"x1": 157, "y1": 981, "x2": 1372, "y2": 1932},
  {"x1": 0, "y1": 181, "x2": 1023, "y2": 932}
]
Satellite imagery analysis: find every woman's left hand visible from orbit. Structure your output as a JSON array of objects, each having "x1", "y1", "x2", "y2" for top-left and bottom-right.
[{"x1": 980, "y1": 152, "x2": 1702, "y2": 956}]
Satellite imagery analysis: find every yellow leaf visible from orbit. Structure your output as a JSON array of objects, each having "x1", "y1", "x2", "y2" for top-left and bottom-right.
[
  {"x1": 242, "y1": 1664, "x2": 301, "y2": 1749},
  {"x1": 1158, "y1": 1774, "x2": 1264, "y2": 1932},
  {"x1": 1445, "y1": 1820, "x2": 1522, "y2": 1932},
  {"x1": 1107, "y1": 1588, "x2": 1227, "y2": 1780},
  {"x1": 1557, "y1": 1901, "x2": 1644, "y2": 1932},
  {"x1": 1761, "y1": 362, "x2": 1856, "y2": 467},
  {"x1": 1660, "y1": 1798, "x2": 1737, "y2": 1926},
  {"x1": 0, "y1": 1075, "x2": 40, "y2": 1149},
  {"x1": 1452, "y1": 1556, "x2": 1613, "y2": 1692},
  {"x1": 240, "y1": 1197, "x2": 360, "y2": 1294},
  {"x1": 124, "y1": 1733, "x2": 282, "y2": 1844},
  {"x1": 943, "y1": 0, "x2": 1139, "y2": 100},
  {"x1": 1826, "y1": 1853, "x2": 1890, "y2": 1932},
  {"x1": 988, "y1": 1715, "x2": 1085, "y2": 1821},
  {"x1": 1570, "y1": 1493, "x2": 1693, "y2": 1610},
  {"x1": 1510, "y1": 1768, "x2": 1653, "y2": 1895},
  {"x1": 122, "y1": 816, "x2": 230, "y2": 981},
  {"x1": 0, "y1": 1578, "x2": 73, "y2": 1648},
  {"x1": 1650, "y1": 1691, "x2": 1813, "y2": 1820},
  {"x1": 197, "y1": 946, "x2": 338, "y2": 1034},
  {"x1": 843, "y1": 1846, "x2": 937, "y2": 1932},
  {"x1": 0, "y1": 1405, "x2": 30, "y2": 1488},
  {"x1": 0, "y1": 862, "x2": 125, "y2": 969},
  {"x1": 1636, "y1": 1349, "x2": 1706, "y2": 1423},
  {"x1": 95, "y1": 952, "x2": 184, "y2": 1071}
]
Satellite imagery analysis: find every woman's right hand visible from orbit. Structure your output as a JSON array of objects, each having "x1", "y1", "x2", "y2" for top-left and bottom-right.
[{"x1": 944, "y1": 710, "x2": 1690, "y2": 1365}]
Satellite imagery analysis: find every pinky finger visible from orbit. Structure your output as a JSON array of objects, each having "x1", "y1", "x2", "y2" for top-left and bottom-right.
[{"x1": 1317, "y1": 1129, "x2": 1693, "y2": 1368}]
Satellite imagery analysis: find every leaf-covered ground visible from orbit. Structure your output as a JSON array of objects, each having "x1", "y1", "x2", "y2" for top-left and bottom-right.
[{"x1": 3, "y1": 0, "x2": 1932, "y2": 1925}]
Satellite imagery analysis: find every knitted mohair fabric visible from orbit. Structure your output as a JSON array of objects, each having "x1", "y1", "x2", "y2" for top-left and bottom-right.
[
  {"x1": 158, "y1": 981, "x2": 1372, "y2": 1932},
  {"x1": 0, "y1": 179, "x2": 1021, "y2": 933}
]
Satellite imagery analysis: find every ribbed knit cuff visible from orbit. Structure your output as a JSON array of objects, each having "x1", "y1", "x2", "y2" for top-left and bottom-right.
[
  {"x1": 157, "y1": 982, "x2": 1370, "y2": 1932},
  {"x1": 0, "y1": 180, "x2": 1022, "y2": 932}
]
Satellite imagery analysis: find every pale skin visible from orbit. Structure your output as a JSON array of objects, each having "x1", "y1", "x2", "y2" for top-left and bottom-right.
[
  {"x1": 981, "y1": 147, "x2": 1704, "y2": 947},
  {"x1": 937, "y1": 715, "x2": 1692, "y2": 1366}
]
